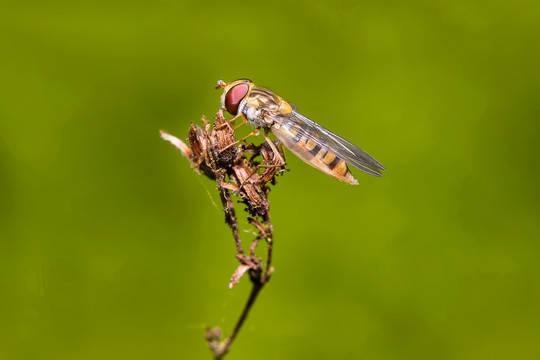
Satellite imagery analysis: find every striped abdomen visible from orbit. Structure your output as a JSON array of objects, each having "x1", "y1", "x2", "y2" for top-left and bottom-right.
[{"x1": 271, "y1": 123, "x2": 359, "y2": 185}]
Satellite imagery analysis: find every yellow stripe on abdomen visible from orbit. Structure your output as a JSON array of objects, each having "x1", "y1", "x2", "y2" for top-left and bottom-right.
[{"x1": 272, "y1": 124, "x2": 358, "y2": 185}]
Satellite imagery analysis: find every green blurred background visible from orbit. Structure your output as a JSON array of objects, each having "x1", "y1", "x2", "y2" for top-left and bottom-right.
[{"x1": 1, "y1": 0, "x2": 539, "y2": 359}]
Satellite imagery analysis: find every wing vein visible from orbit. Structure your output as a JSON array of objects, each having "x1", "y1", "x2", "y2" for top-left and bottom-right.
[{"x1": 275, "y1": 111, "x2": 385, "y2": 177}]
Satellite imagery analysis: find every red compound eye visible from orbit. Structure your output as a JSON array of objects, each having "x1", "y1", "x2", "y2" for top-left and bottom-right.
[{"x1": 225, "y1": 83, "x2": 249, "y2": 115}]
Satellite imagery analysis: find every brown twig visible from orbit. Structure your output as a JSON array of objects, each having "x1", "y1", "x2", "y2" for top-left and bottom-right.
[
  {"x1": 161, "y1": 109, "x2": 286, "y2": 359},
  {"x1": 211, "y1": 279, "x2": 263, "y2": 360},
  {"x1": 218, "y1": 183, "x2": 244, "y2": 255}
]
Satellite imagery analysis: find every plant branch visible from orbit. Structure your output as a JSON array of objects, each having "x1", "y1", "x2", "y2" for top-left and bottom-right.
[
  {"x1": 218, "y1": 182, "x2": 244, "y2": 256},
  {"x1": 212, "y1": 280, "x2": 263, "y2": 360},
  {"x1": 161, "y1": 109, "x2": 285, "y2": 360}
]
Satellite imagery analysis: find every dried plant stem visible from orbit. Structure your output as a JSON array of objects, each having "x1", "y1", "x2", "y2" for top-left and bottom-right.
[
  {"x1": 212, "y1": 185, "x2": 273, "y2": 360},
  {"x1": 218, "y1": 183, "x2": 244, "y2": 256},
  {"x1": 213, "y1": 281, "x2": 263, "y2": 360},
  {"x1": 161, "y1": 110, "x2": 284, "y2": 360}
]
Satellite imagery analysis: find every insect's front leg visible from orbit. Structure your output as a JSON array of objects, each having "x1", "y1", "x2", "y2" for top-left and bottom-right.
[
  {"x1": 233, "y1": 115, "x2": 248, "y2": 130},
  {"x1": 215, "y1": 113, "x2": 244, "y2": 130},
  {"x1": 219, "y1": 128, "x2": 261, "y2": 153}
]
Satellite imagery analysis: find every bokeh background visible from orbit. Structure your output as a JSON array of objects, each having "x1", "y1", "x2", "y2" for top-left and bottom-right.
[{"x1": 1, "y1": 0, "x2": 539, "y2": 359}]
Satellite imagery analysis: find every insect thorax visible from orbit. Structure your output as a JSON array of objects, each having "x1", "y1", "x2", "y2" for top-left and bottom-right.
[
  {"x1": 243, "y1": 106, "x2": 273, "y2": 129},
  {"x1": 239, "y1": 88, "x2": 287, "y2": 130}
]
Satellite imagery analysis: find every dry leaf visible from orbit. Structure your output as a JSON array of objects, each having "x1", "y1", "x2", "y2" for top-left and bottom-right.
[{"x1": 229, "y1": 265, "x2": 250, "y2": 289}]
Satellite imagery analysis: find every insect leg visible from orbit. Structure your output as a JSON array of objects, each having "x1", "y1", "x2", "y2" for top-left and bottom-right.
[
  {"x1": 215, "y1": 113, "x2": 244, "y2": 130},
  {"x1": 278, "y1": 144, "x2": 287, "y2": 164},
  {"x1": 219, "y1": 129, "x2": 260, "y2": 153},
  {"x1": 264, "y1": 134, "x2": 285, "y2": 164},
  {"x1": 233, "y1": 115, "x2": 248, "y2": 130}
]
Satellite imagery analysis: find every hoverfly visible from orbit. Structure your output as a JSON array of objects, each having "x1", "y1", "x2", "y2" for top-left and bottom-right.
[{"x1": 217, "y1": 79, "x2": 385, "y2": 184}]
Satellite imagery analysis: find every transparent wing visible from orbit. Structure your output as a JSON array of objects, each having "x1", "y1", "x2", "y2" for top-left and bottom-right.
[{"x1": 274, "y1": 111, "x2": 385, "y2": 176}]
